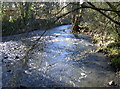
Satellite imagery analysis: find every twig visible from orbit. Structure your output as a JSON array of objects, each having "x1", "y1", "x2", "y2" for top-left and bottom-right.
[
  {"x1": 54, "y1": 3, "x2": 71, "y2": 16},
  {"x1": 54, "y1": 5, "x2": 120, "y2": 25},
  {"x1": 87, "y1": 2, "x2": 120, "y2": 26}
]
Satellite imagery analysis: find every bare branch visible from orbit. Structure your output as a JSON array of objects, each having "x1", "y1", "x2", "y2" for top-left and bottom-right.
[
  {"x1": 54, "y1": 3, "x2": 71, "y2": 16},
  {"x1": 106, "y1": 2, "x2": 120, "y2": 18},
  {"x1": 86, "y1": 2, "x2": 120, "y2": 26},
  {"x1": 54, "y1": 4, "x2": 120, "y2": 26}
]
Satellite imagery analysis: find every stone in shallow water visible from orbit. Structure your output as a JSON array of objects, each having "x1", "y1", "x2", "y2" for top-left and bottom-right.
[
  {"x1": 4, "y1": 56, "x2": 8, "y2": 59},
  {"x1": 108, "y1": 80, "x2": 117, "y2": 86},
  {"x1": 16, "y1": 86, "x2": 28, "y2": 89},
  {"x1": 7, "y1": 70, "x2": 11, "y2": 72},
  {"x1": 15, "y1": 56, "x2": 19, "y2": 59},
  {"x1": 81, "y1": 73, "x2": 86, "y2": 76}
]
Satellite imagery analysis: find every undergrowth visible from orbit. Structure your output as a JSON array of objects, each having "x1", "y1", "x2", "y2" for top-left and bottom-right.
[{"x1": 75, "y1": 24, "x2": 120, "y2": 71}]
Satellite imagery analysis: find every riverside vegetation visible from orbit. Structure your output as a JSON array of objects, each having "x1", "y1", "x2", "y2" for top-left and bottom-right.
[{"x1": 1, "y1": 1, "x2": 120, "y2": 87}]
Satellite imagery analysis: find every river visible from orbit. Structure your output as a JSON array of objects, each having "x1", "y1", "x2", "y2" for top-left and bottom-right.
[{"x1": 0, "y1": 25, "x2": 117, "y2": 87}]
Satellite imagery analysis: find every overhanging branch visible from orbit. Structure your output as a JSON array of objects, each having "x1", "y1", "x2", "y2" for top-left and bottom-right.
[
  {"x1": 54, "y1": 3, "x2": 72, "y2": 16},
  {"x1": 87, "y1": 2, "x2": 120, "y2": 26},
  {"x1": 54, "y1": 3, "x2": 120, "y2": 26},
  {"x1": 106, "y1": 2, "x2": 120, "y2": 18}
]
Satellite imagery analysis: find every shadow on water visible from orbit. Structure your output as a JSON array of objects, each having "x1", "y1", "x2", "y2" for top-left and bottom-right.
[{"x1": 1, "y1": 25, "x2": 116, "y2": 87}]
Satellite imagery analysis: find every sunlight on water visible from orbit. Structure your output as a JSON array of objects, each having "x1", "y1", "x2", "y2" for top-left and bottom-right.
[
  {"x1": 25, "y1": 70, "x2": 32, "y2": 75},
  {"x1": 1, "y1": 25, "x2": 115, "y2": 87}
]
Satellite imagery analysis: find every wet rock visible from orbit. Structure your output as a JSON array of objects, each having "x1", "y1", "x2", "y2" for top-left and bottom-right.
[
  {"x1": 7, "y1": 70, "x2": 11, "y2": 72},
  {"x1": 15, "y1": 85, "x2": 28, "y2": 89},
  {"x1": 108, "y1": 80, "x2": 117, "y2": 86},
  {"x1": 6, "y1": 64, "x2": 10, "y2": 67},
  {"x1": 14, "y1": 48, "x2": 17, "y2": 50},
  {"x1": 97, "y1": 49, "x2": 104, "y2": 53},
  {"x1": 81, "y1": 73, "x2": 86, "y2": 76},
  {"x1": 15, "y1": 56, "x2": 19, "y2": 59},
  {"x1": 63, "y1": 29, "x2": 66, "y2": 32},
  {"x1": 4, "y1": 56, "x2": 8, "y2": 59},
  {"x1": 19, "y1": 85, "x2": 28, "y2": 89},
  {"x1": 108, "y1": 62, "x2": 112, "y2": 66}
]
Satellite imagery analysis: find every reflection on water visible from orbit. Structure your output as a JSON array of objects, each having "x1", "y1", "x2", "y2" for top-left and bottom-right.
[{"x1": 1, "y1": 25, "x2": 115, "y2": 87}]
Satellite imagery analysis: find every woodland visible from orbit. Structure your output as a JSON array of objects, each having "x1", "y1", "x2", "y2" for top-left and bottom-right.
[{"x1": 1, "y1": 1, "x2": 120, "y2": 88}]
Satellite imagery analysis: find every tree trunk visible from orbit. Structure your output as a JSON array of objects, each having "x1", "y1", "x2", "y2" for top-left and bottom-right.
[{"x1": 71, "y1": 2, "x2": 80, "y2": 32}]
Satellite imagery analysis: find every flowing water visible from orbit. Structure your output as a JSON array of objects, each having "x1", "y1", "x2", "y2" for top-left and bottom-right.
[{"x1": 0, "y1": 25, "x2": 117, "y2": 87}]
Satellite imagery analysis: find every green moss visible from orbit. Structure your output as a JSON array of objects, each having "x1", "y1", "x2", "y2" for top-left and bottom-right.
[
  {"x1": 92, "y1": 38, "x2": 98, "y2": 43},
  {"x1": 106, "y1": 42, "x2": 120, "y2": 70},
  {"x1": 109, "y1": 48, "x2": 119, "y2": 56},
  {"x1": 111, "y1": 56, "x2": 120, "y2": 70},
  {"x1": 71, "y1": 30, "x2": 77, "y2": 34},
  {"x1": 112, "y1": 57, "x2": 120, "y2": 64},
  {"x1": 107, "y1": 42, "x2": 120, "y2": 48}
]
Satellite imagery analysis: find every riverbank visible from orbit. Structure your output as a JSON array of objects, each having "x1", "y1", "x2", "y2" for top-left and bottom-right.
[
  {"x1": 2, "y1": 18, "x2": 71, "y2": 37},
  {"x1": 73, "y1": 26, "x2": 120, "y2": 86}
]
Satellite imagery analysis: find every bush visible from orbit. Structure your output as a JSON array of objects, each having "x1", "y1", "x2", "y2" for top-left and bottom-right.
[
  {"x1": 111, "y1": 56, "x2": 120, "y2": 70},
  {"x1": 106, "y1": 42, "x2": 120, "y2": 70}
]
